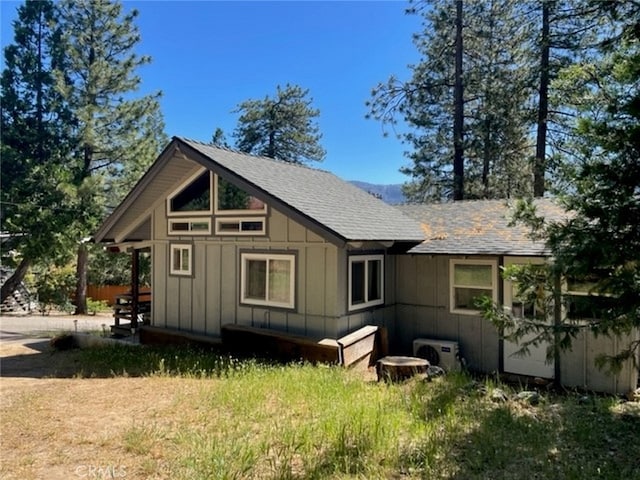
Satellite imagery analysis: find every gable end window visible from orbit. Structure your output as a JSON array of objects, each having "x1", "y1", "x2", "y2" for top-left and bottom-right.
[
  {"x1": 450, "y1": 259, "x2": 497, "y2": 314},
  {"x1": 170, "y1": 244, "x2": 193, "y2": 276},
  {"x1": 348, "y1": 255, "x2": 384, "y2": 311},
  {"x1": 215, "y1": 175, "x2": 267, "y2": 215},
  {"x1": 167, "y1": 169, "x2": 212, "y2": 216},
  {"x1": 168, "y1": 218, "x2": 211, "y2": 235},
  {"x1": 215, "y1": 217, "x2": 266, "y2": 236},
  {"x1": 240, "y1": 253, "x2": 295, "y2": 309}
]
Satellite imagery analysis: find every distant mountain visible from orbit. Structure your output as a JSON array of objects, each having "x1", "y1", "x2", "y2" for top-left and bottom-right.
[{"x1": 349, "y1": 181, "x2": 406, "y2": 205}]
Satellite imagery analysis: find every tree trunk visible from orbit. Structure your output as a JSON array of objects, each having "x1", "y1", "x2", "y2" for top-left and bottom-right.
[
  {"x1": 453, "y1": 0, "x2": 465, "y2": 201},
  {"x1": 534, "y1": 1, "x2": 550, "y2": 198},
  {"x1": 482, "y1": 118, "x2": 491, "y2": 199},
  {"x1": 0, "y1": 257, "x2": 31, "y2": 305},
  {"x1": 74, "y1": 243, "x2": 88, "y2": 314}
]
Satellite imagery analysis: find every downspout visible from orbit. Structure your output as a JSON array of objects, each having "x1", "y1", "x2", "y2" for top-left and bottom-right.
[{"x1": 553, "y1": 271, "x2": 562, "y2": 387}]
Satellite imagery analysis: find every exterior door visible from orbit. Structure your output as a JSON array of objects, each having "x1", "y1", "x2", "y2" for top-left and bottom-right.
[{"x1": 502, "y1": 257, "x2": 554, "y2": 378}]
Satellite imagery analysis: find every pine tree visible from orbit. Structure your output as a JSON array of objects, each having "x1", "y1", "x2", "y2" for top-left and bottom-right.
[
  {"x1": 368, "y1": 0, "x2": 533, "y2": 202},
  {"x1": 482, "y1": 2, "x2": 640, "y2": 372},
  {"x1": 0, "y1": 0, "x2": 77, "y2": 303},
  {"x1": 531, "y1": 0, "x2": 606, "y2": 196},
  {"x1": 233, "y1": 84, "x2": 325, "y2": 164},
  {"x1": 56, "y1": 0, "x2": 165, "y2": 314}
]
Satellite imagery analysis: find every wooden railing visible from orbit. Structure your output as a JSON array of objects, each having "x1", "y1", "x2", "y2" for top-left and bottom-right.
[{"x1": 112, "y1": 291, "x2": 151, "y2": 335}]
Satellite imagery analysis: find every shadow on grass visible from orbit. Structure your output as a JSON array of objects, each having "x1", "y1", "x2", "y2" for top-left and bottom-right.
[
  {"x1": 397, "y1": 378, "x2": 640, "y2": 480},
  {"x1": 0, "y1": 340, "x2": 276, "y2": 379}
]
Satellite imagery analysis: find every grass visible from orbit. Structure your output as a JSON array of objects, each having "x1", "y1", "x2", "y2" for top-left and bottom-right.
[{"x1": 5, "y1": 344, "x2": 640, "y2": 479}]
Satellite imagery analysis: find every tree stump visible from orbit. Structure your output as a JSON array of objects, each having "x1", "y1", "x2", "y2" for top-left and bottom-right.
[{"x1": 376, "y1": 356, "x2": 430, "y2": 382}]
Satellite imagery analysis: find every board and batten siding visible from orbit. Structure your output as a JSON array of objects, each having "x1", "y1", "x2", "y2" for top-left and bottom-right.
[
  {"x1": 395, "y1": 253, "x2": 639, "y2": 393},
  {"x1": 560, "y1": 330, "x2": 639, "y2": 395},
  {"x1": 151, "y1": 204, "x2": 341, "y2": 339},
  {"x1": 394, "y1": 254, "x2": 500, "y2": 373}
]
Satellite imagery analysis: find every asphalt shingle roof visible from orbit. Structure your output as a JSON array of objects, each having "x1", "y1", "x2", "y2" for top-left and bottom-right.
[
  {"x1": 397, "y1": 199, "x2": 566, "y2": 256},
  {"x1": 179, "y1": 138, "x2": 425, "y2": 243}
]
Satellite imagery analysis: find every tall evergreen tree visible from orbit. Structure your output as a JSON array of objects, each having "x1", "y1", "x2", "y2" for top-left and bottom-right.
[
  {"x1": 482, "y1": 1, "x2": 640, "y2": 372},
  {"x1": 0, "y1": 0, "x2": 78, "y2": 303},
  {"x1": 233, "y1": 84, "x2": 325, "y2": 164},
  {"x1": 531, "y1": 0, "x2": 606, "y2": 196},
  {"x1": 56, "y1": 0, "x2": 165, "y2": 314},
  {"x1": 368, "y1": 0, "x2": 533, "y2": 202}
]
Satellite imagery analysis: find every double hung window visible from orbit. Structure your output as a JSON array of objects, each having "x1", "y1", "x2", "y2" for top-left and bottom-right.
[
  {"x1": 450, "y1": 260, "x2": 497, "y2": 314},
  {"x1": 348, "y1": 255, "x2": 384, "y2": 311}
]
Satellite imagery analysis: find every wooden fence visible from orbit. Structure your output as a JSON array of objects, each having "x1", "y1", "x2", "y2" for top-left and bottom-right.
[{"x1": 86, "y1": 285, "x2": 130, "y2": 306}]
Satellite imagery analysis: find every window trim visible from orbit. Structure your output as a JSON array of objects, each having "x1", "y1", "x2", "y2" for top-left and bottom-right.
[
  {"x1": 214, "y1": 174, "x2": 268, "y2": 216},
  {"x1": 240, "y1": 252, "x2": 296, "y2": 309},
  {"x1": 450, "y1": 259, "x2": 498, "y2": 315},
  {"x1": 215, "y1": 217, "x2": 266, "y2": 236},
  {"x1": 348, "y1": 254, "x2": 385, "y2": 312},
  {"x1": 169, "y1": 243, "x2": 193, "y2": 277},
  {"x1": 168, "y1": 218, "x2": 212, "y2": 236},
  {"x1": 166, "y1": 168, "x2": 213, "y2": 217}
]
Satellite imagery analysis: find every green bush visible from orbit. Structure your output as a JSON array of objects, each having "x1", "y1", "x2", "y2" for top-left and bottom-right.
[
  {"x1": 87, "y1": 297, "x2": 110, "y2": 314},
  {"x1": 33, "y1": 264, "x2": 76, "y2": 314}
]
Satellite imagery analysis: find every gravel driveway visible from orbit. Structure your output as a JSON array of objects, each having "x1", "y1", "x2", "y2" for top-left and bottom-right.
[{"x1": 0, "y1": 311, "x2": 112, "y2": 341}]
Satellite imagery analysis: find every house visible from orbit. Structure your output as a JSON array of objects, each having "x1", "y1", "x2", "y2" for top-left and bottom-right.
[{"x1": 94, "y1": 137, "x2": 639, "y2": 394}]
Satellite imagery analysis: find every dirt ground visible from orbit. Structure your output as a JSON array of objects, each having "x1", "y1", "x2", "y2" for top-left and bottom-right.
[{"x1": 0, "y1": 334, "x2": 198, "y2": 480}]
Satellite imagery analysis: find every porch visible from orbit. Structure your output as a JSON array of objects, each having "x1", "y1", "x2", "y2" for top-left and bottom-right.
[
  {"x1": 108, "y1": 245, "x2": 151, "y2": 337},
  {"x1": 111, "y1": 290, "x2": 151, "y2": 336}
]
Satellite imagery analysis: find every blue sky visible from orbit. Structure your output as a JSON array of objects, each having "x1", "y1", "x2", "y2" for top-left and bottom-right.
[{"x1": 1, "y1": 1, "x2": 420, "y2": 184}]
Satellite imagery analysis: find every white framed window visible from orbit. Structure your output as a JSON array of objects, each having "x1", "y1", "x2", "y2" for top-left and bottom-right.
[
  {"x1": 170, "y1": 244, "x2": 193, "y2": 276},
  {"x1": 240, "y1": 253, "x2": 295, "y2": 309},
  {"x1": 450, "y1": 259, "x2": 497, "y2": 314},
  {"x1": 348, "y1": 254, "x2": 384, "y2": 311},
  {"x1": 565, "y1": 273, "x2": 614, "y2": 320},
  {"x1": 167, "y1": 168, "x2": 213, "y2": 216},
  {"x1": 168, "y1": 218, "x2": 211, "y2": 235},
  {"x1": 215, "y1": 217, "x2": 266, "y2": 236},
  {"x1": 214, "y1": 174, "x2": 267, "y2": 215}
]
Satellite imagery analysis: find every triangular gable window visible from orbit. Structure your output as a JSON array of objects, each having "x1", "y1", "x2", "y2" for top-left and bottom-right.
[
  {"x1": 215, "y1": 175, "x2": 266, "y2": 214},
  {"x1": 167, "y1": 169, "x2": 212, "y2": 215}
]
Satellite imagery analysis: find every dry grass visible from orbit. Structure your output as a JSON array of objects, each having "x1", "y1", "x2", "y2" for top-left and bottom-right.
[{"x1": 1, "y1": 340, "x2": 639, "y2": 480}]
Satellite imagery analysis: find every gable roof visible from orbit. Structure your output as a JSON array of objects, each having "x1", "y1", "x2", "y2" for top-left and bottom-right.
[
  {"x1": 397, "y1": 198, "x2": 566, "y2": 256},
  {"x1": 94, "y1": 137, "x2": 425, "y2": 245}
]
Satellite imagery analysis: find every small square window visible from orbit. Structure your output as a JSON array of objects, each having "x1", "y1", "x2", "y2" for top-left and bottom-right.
[
  {"x1": 348, "y1": 255, "x2": 384, "y2": 311},
  {"x1": 450, "y1": 259, "x2": 497, "y2": 314},
  {"x1": 170, "y1": 244, "x2": 193, "y2": 276}
]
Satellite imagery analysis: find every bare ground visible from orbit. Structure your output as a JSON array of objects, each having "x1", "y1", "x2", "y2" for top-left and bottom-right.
[{"x1": 0, "y1": 339, "x2": 201, "y2": 480}]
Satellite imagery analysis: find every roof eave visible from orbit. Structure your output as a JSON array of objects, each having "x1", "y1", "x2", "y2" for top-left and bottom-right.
[{"x1": 93, "y1": 139, "x2": 180, "y2": 243}]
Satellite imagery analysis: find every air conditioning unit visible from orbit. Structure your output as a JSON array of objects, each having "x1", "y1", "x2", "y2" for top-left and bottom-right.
[{"x1": 413, "y1": 338, "x2": 461, "y2": 371}]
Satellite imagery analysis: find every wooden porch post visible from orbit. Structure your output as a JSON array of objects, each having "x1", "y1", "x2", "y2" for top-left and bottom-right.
[{"x1": 131, "y1": 249, "x2": 140, "y2": 331}]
